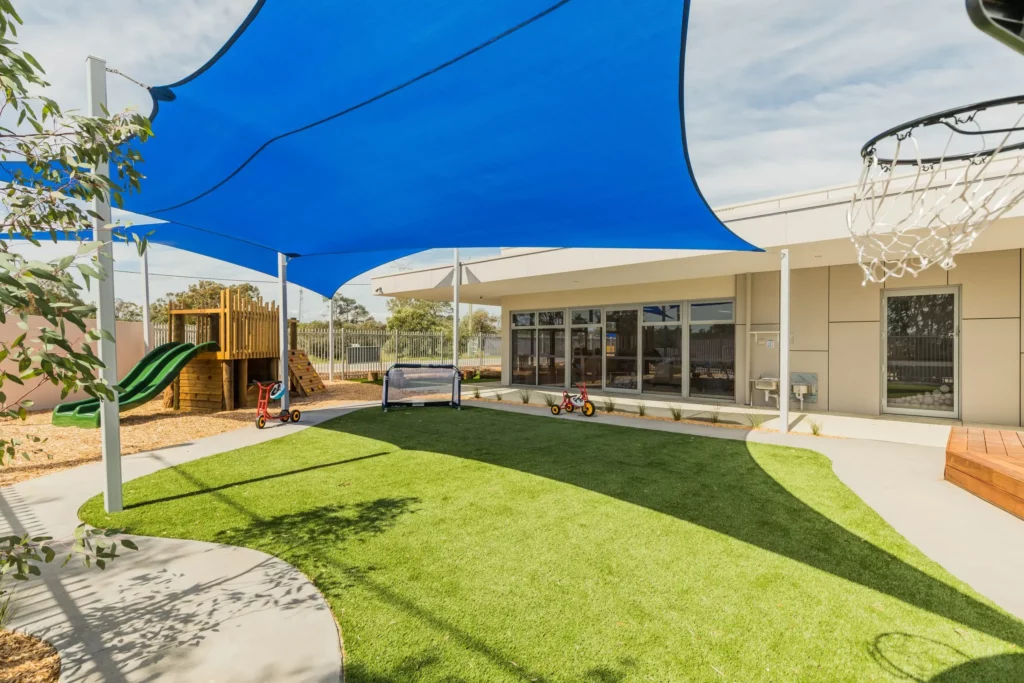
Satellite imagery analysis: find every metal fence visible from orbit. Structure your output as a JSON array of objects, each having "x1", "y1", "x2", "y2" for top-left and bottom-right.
[
  {"x1": 296, "y1": 328, "x2": 502, "y2": 379},
  {"x1": 886, "y1": 335, "x2": 955, "y2": 384},
  {"x1": 153, "y1": 323, "x2": 502, "y2": 380}
]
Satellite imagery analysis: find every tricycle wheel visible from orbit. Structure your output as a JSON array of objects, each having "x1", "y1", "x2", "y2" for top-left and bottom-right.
[
  {"x1": 279, "y1": 410, "x2": 291, "y2": 422},
  {"x1": 550, "y1": 405, "x2": 560, "y2": 415},
  {"x1": 290, "y1": 409, "x2": 301, "y2": 422},
  {"x1": 566, "y1": 403, "x2": 574, "y2": 412},
  {"x1": 256, "y1": 415, "x2": 267, "y2": 429},
  {"x1": 582, "y1": 401, "x2": 596, "y2": 417}
]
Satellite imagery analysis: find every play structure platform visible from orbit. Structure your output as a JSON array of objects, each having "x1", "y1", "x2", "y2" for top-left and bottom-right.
[
  {"x1": 52, "y1": 290, "x2": 326, "y2": 427},
  {"x1": 52, "y1": 341, "x2": 217, "y2": 428},
  {"x1": 945, "y1": 427, "x2": 1024, "y2": 520}
]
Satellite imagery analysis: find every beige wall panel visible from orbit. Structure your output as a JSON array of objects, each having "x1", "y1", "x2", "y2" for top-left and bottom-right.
[
  {"x1": 884, "y1": 268, "x2": 948, "y2": 289},
  {"x1": 829, "y1": 265, "x2": 881, "y2": 323},
  {"x1": 791, "y1": 267, "x2": 829, "y2": 351},
  {"x1": 735, "y1": 322, "x2": 748, "y2": 404},
  {"x1": 790, "y1": 350, "x2": 829, "y2": 412},
  {"x1": 502, "y1": 276, "x2": 735, "y2": 312},
  {"x1": 1, "y1": 316, "x2": 145, "y2": 412},
  {"x1": 949, "y1": 250, "x2": 1020, "y2": 320},
  {"x1": 751, "y1": 271, "x2": 780, "y2": 326},
  {"x1": 828, "y1": 322, "x2": 881, "y2": 415},
  {"x1": 735, "y1": 274, "x2": 748, "y2": 323},
  {"x1": 961, "y1": 318, "x2": 1020, "y2": 426}
]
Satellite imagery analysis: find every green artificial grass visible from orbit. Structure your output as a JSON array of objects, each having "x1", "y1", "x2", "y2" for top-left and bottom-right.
[{"x1": 81, "y1": 408, "x2": 1024, "y2": 682}]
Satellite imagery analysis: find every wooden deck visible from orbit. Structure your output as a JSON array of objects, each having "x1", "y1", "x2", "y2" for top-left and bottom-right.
[{"x1": 945, "y1": 427, "x2": 1024, "y2": 520}]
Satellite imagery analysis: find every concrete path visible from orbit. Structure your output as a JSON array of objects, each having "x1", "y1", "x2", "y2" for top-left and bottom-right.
[
  {"x1": 469, "y1": 400, "x2": 1024, "y2": 621},
  {"x1": 1, "y1": 403, "x2": 375, "y2": 683}
]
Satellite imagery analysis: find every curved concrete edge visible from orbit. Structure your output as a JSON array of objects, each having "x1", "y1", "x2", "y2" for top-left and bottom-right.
[
  {"x1": 467, "y1": 400, "x2": 1024, "y2": 621},
  {"x1": 0, "y1": 402, "x2": 376, "y2": 683}
]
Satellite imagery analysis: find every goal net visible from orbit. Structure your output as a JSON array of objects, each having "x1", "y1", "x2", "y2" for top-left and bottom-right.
[{"x1": 382, "y1": 364, "x2": 462, "y2": 410}]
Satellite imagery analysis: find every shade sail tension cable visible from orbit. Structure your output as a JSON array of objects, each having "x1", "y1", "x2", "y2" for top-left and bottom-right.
[{"x1": 150, "y1": 0, "x2": 575, "y2": 215}]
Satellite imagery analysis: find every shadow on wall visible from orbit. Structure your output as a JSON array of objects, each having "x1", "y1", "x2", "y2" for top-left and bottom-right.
[{"x1": 321, "y1": 408, "x2": 1024, "y2": 652}]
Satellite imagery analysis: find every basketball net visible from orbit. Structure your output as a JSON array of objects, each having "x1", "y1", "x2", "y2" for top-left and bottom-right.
[{"x1": 847, "y1": 106, "x2": 1024, "y2": 283}]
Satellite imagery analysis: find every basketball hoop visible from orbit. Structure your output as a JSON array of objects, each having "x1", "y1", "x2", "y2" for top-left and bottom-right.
[{"x1": 847, "y1": 94, "x2": 1024, "y2": 283}]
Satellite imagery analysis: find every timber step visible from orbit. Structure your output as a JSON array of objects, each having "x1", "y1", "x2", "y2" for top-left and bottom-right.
[
  {"x1": 288, "y1": 349, "x2": 326, "y2": 397},
  {"x1": 945, "y1": 427, "x2": 1024, "y2": 520}
]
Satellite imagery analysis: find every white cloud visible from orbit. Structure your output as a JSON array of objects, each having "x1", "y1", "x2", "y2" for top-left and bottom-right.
[{"x1": 686, "y1": 0, "x2": 1024, "y2": 204}]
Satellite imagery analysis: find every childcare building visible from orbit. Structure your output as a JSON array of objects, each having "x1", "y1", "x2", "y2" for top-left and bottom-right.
[{"x1": 373, "y1": 176, "x2": 1024, "y2": 427}]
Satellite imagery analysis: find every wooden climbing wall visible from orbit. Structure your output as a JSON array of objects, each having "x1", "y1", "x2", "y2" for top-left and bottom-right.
[
  {"x1": 288, "y1": 349, "x2": 326, "y2": 397},
  {"x1": 178, "y1": 357, "x2": 224, "y2": 412}
]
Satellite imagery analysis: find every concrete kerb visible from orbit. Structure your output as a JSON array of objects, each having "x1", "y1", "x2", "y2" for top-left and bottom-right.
[{"x1": 466, "y1": 385, "x2": 953, "y2": 447}]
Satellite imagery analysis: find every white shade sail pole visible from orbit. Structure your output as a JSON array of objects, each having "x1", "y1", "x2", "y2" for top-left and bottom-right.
[
  {"x1": 278, "y1": 253, "x2": 290, "y2": 411},
  {"x1": 141, "y1": 245, "x2": 151, "y2": 353},
  {"x1": 453, "y1": 248, "x2": 460, "y2": 368},
  {"x1": 779, "y1": 249, "x2": 791, "y2": 434},
  {"x1": 88, "y1": 55, "x2": 122, "y2": 513},
  {"x1": 328, "y1": 296, "x2": 335, "y2": 381}
]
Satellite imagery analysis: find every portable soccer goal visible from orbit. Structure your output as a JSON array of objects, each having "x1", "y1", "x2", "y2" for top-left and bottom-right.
[{"x1": 382, "y1": 364, "x2": 462, "y2": 411}]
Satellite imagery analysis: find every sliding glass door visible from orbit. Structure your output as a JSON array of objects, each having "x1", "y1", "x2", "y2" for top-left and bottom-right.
[
  {"x1": 605, "y1": 308, "x2": 639, "y2": 391},
  {"x1": 688, "y1": 301, "x2": 736, "y2": 399},
  {"x1": 641, "y1": 304, "x2": 682, "y2": 394},
  {"x1": 571, "y1": 308, "x2": 603, "y2": 386}
]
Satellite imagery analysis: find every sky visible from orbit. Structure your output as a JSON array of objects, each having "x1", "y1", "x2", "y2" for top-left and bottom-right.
[{"x1": 10, "y1": 0, "x2": 1024, "y2": 320}]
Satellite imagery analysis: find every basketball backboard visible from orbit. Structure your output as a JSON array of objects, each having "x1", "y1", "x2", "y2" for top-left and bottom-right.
[{"x1": 967, "y1": 0, "x2": 1024, "y2": 55}]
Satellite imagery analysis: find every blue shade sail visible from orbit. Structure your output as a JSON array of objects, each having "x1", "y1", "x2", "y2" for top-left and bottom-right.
[{"x1": 115, "y1": 0, "x2": 756, "y2": 259}]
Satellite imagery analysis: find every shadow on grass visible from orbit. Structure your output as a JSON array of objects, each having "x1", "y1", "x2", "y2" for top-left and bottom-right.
[
  {"x1": 870, "y1": 632, "x2": 1024, "y2": 681},
  {"x1": 321, "y1": 408, "x2": 1024, "y2": 652},
  {"x1": 213, "y1": 498, "x2": 420, "y2": 552},
  {"x1": 127, "y1": 452, "x2": 390, "y2": 509}
]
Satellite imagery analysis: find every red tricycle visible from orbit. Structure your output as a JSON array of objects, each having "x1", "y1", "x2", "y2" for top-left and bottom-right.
[
  {"x1": 551, "y1": 381, "x2": 597, "y2": 417},
  {"x1": 252, "y1": 380, "x2": 301, "y2": 429}
]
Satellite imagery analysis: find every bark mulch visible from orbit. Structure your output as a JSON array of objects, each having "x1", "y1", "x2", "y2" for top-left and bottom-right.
[
  {"x1": 0, "y1": 630, "x2": 60, "y2": 683},
  {"x1": 1, "y1": 380, "x2": 382, "y2": 488}
]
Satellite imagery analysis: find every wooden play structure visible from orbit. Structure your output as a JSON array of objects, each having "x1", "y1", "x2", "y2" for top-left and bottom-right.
[
  {"x1": 945, "y1": 427, "x2": 1024, "y2": 520},
  {"x1": 165, "y1": 289, "x2": 325, "y2": 413}
]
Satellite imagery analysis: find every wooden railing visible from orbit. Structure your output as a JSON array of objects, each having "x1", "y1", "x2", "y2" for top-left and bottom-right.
[{"x1": 168, "y1": 289, "x2": 280, "y2": 360}]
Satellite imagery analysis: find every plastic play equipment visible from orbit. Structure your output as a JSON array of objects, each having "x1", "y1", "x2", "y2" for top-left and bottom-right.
[
  {"x1": 52, "y1": 341, "x2": 218, "y2": 428},
  {"x1": 551, "y1": 382, "x2": 596, "y2": 417},
  {"x1": 252, "y1": 380, "x2": 300, "y2": 429},
  {"x1": 382, "y1": 364, "x2": 461, "y2": 411}
]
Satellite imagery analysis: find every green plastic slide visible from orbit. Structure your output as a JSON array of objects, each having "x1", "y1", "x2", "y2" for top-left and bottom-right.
[{"x1": 52, "y1": 340, "x2": 219, "y2": 428}]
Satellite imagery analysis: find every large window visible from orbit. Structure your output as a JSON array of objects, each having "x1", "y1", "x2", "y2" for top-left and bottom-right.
[
  {"x1": 641, "y1": 304, "x2": 682, "y2": 394},
  {"x1": 689, "y1": 301, "x2": 735, "y2": 398},
  {"x1": 511, "y1": 310, "x2": 565, "y2": 386},
  {"x1": 509, "y1": 300, "x2": 736, "y2": 399}
]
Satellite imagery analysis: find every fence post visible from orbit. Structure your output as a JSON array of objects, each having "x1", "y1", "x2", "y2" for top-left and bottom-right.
[
  {"x1": 478, "y1": 333, "x2": 484, "y2": 372},
  {"x1": 339, "y1": 327, "x2": 346, "y2": 380},
  {"x1": 393, "y1": 329, "x2": 399, "y2": 373}
]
